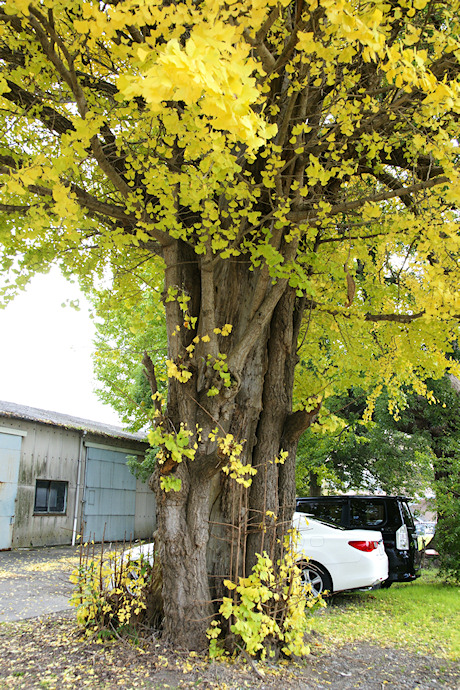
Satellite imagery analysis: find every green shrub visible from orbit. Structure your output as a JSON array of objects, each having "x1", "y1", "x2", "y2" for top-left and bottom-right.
[{"x1": 207, "y1": 534, "x2": 325, "y2": 660}]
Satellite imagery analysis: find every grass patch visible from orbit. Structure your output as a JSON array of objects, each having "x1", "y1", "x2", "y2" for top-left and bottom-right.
[{"x1": 311, "y1": 569, "x2": 460, "y2": 660}]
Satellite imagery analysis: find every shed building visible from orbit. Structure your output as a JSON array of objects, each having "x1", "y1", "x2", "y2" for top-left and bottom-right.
[{"x1": 0, "y1": 401, "x2": 155, "y2": 549}]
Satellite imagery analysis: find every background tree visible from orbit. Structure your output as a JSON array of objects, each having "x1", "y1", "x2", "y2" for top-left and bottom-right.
[
  {"x1": 91, "y1": 260, "x2": 167, "y2": 431},
  {"x1": 383, "y1": 373, "x2": 460, "y2": 580},
  {"x1": 296, "y1": 387, "x2": 434, "y2": 497},
  {"x1": 435, "y1": 456, "x2": 460, "y2": 582},
  {"x1": 1, "y1": 0, "x2": 460, "y2": 649}
]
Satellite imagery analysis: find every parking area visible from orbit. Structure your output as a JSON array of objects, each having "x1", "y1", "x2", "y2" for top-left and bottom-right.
[{"x1": 0, "y1": 545, "x2": 80, "y2": 622}]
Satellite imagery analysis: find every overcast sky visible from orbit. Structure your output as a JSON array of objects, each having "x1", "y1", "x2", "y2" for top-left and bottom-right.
[{"x1": 0, "y1": 268, "x2": 122, "y2": 426}]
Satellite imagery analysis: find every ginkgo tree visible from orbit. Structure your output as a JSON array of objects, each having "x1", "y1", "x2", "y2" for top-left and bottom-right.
[{"x1": 1, "y1": 0, "x2": 460, "y2": 650}]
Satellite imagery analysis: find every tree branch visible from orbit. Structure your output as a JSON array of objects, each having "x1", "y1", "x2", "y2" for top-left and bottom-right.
[
  {"x1": 228, "y1": 278, "x2": 288, "y2": 375},
  {"x1": 27, "y1": 10, "x2": 134, "y2": 197},
  {"x1": 306, "y1": 300, "x2": 435, "y2": 324},
  {"x1": 317, "y1": 230, "x2": 387, "y2": 245},
  {"x1": 288, "y1": 175, "x2": 450, "y2": 222},
  {"x1": 282, "y1": 403, "x2": 322, "y2": 444},
  {"x1": 142, "y1": 351, "x2": 162, "y2": 415},
  {"x1": 364, "y1": 311, "x2": 425, "y2": 323},
  {"x1": 359, "y1": 167, "x2": 418, "y2": 212},
  {"x1": 0, "y1": 203, "x2": 30, "y2": 214},
  {"x1": 3, "y1": 80, "x2": 76, "y2": 136},
  {"x1": 243, "y1": 27, "x2": 275, "y2": 72},
  {"x1": 0, "y1": 163, "x2": 138, "y2": 224},
  {"x1": 1, "y1": 14, "x2": 171, "y2": 247}
]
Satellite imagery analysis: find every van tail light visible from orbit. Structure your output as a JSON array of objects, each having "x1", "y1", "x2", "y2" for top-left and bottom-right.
[
  {"x1": 396, "y1": 524, "x2": 409, "y2": 550},
  {"x1": 348, "y1": 540, "x2": 379, "y2": 552}
]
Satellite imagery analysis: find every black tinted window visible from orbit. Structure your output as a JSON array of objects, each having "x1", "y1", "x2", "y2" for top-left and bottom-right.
[
  {"x1": 350, "y1": 499, "x2": 385, "y2": 528},
  {"x1": 401, "y1": 501, "x2": 415, "y2": 527},
  {"x1": 385, "y1": 500, "x2": 403, "y2": 528},
  {"x1": 297, "y1": 500, "x2": 344, "y2": 526}
]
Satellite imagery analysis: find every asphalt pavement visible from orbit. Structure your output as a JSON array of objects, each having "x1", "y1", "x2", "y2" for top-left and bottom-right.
[{"x1": 0, "y1": 545, "x2": 80, "y2": 622}]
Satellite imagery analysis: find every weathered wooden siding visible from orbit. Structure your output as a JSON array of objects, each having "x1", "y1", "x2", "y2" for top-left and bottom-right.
[{"x1": 0, "y1": 416, "x2": 155, "y2": 547}]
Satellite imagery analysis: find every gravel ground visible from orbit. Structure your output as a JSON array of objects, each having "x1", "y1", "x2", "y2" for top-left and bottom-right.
[{"x1": 0, "y1": 612, "x2": 458, "y2": 689}]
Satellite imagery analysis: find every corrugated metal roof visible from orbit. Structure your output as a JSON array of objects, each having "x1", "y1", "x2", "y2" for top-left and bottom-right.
[{"x1": 0, "y1": 400, "x2": 147, "y2": 444}]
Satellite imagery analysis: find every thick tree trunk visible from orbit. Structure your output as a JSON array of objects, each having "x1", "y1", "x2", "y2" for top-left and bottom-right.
[
  {"x1": 309, "y1": 472, "x2": 322, "y2": 497},
  {"x1": 150, "y1": 241, "x2": 318, "y2": 649}
]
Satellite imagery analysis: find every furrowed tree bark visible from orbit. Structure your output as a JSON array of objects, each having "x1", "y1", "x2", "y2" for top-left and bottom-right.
[
  {"x1": 153, "y1": 465, "x2": 214, "y2": 649},
  {"x1": 245, "y1": 286, "x2": 298, "y2": 569}
]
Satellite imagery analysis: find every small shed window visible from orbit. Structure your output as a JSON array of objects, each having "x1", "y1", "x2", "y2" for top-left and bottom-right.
[{"x1": 34, "y1": 480, "x2": 68, "y2": 514}]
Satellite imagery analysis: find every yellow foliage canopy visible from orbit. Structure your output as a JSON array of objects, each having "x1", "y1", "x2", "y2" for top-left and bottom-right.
[{"x1": 0, "y1": 0, "x2": 459, "y2": 403}]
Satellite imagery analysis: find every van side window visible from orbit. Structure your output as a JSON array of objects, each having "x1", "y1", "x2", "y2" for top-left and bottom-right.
[
  {"x1": 297, "y1": 500, "x2": 344, "y2": 526},
  {"x1": 350, "y1": 499, "x2": 385, "y2": 528}
]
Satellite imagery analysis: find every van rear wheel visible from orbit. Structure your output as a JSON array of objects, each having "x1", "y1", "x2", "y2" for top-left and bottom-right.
[
  {"x1": 381, "y1": 580, "x2": 393, "y2": 589},
  {"x1": 299, "y1": 562, "x2": 332, "y2": 596}
]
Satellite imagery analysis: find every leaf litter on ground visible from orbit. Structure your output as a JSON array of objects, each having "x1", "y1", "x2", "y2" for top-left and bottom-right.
[{"x1": 0, "y1": 610, "x2": 459, "y2": 690}]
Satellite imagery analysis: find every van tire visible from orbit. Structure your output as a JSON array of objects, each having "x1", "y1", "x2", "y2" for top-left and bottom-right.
[{"x1": 381, "y1": 580, "x2": 393, "y2": 589}]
